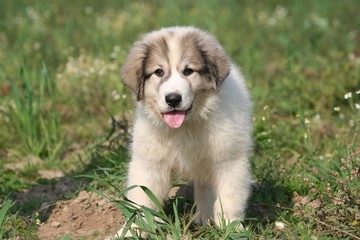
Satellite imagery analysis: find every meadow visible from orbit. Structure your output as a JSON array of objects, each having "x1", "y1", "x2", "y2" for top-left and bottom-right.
[{"x1": 0, "y1": 0, "x2": 359, "y2": 239}]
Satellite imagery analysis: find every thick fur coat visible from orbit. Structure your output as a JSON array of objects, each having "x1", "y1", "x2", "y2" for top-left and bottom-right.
[{"x1": 116, "y1": 26, "x2": 252, "y2": 236}]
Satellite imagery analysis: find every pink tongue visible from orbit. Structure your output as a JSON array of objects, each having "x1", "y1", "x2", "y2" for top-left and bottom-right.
[{"x1": 163, "y1": 111, "x2": 186, "y2": 128}]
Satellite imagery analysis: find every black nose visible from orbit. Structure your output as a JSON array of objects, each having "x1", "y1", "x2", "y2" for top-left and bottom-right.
[{"x1": 165, "y1": 93, "x2": 182, "y2": 108}]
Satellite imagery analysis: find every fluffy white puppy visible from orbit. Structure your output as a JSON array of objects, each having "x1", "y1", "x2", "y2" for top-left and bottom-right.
[{"x1": 115, "y1": 26, "x2": 252, "y2": 237}]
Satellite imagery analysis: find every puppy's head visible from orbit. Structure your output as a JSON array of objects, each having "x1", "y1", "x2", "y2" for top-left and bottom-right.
[{"x1": 121, "y1": 26, "x2": 230, "y2": 128}]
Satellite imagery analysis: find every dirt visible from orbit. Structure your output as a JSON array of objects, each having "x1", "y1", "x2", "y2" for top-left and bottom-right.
[
  {"x1": 12, "y1": 174, "x2": 124, "y2": 240},
  {"x1": 7, "y1": 155, "x2": 194, "y2": 240},
  {"x1": 38, "y1": 190, "x2": 124, "y2": 240},
  {"x1": 35, "y1": 185, "x2": 192, "y2": 240}
]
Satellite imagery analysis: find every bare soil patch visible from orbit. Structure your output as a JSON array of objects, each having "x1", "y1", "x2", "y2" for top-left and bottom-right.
[
  {"x1": 38, "y1": 190, "x2": 124, "y2": 240},
  {"x1": 14, "y1": 176, "x2": 124, "y2": 240}
]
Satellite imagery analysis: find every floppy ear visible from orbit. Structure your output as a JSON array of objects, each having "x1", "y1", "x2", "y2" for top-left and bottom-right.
[
  {"x1": 120, "y1": 42, "x2": 148, "y2": 101},
  {"x1": 197, "y1": 32, "x2": 231, "y2": 90}
]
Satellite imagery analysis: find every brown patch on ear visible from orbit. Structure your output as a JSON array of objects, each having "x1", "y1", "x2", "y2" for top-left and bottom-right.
[
  {"x1": 121, "y1": 41, "x2": 148, "y2": 101},
  {"x1": 121, "y1": 34, "x2": 169, "y2": 101},
  {"x1": 199, "y1": 35, "x2": 231, "y2": 90},
  {"x1": 182, "y1": 29, "x2": 231, "y2": 90}
]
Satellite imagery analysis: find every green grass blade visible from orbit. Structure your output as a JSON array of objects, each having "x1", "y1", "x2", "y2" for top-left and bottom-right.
[
  {"x1": 140, "y1": 186, "x2": 165, "y2": 215},
  {"x1": 0, "y1": 199, "x2": 14, "y2": 238}
]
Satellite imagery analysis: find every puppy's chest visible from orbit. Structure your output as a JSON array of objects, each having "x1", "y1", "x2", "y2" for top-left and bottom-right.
[{"x1": 163, "y1": 128, "x2": 211, "y2": 164}]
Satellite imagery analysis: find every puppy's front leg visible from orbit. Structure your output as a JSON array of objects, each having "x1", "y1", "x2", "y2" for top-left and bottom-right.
[
  {"x1": 213, "y1": 159, "x2": 251, "y2": 227},
  {"x1": 194, "y1": 182, "x2": 216, "y2": 225},
  {"x1": 110, "y1": 158, "x2": 170, "y2": 239},
  {"x1": 126, "y1": 158, "x2": 170, "y2": 209}
]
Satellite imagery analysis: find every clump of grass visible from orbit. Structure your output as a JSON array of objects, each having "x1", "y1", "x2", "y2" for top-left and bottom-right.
[
  {"x1": 5, "y1": 63, "x2": 62, "y2": 160},
  {"x1": 293, "y1": 145, "x2": 360, "y2": 239},
  {"x1": 0, "y1": 199, "x2": 13, "y2": 239},
  {"x1": 56, "y1": 54, "x2": 125, "y2": 116},
  {"x1": 94, "y1": 185, "x2": 250, "y2": 240},
  {"x1": 0, "y1": 212, "x2": 39, "y2": 240},
  {"x1": 0, "y1": 198, "x2": 40, "y2": 240}
]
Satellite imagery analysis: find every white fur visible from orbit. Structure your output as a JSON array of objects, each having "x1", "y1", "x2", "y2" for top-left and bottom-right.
[
  {"x1": 157, "y1": 69, "x2": 193, "y2": 113},
  {"x1": 111, "y1": 27, "x2": 253, "y2": 238}
]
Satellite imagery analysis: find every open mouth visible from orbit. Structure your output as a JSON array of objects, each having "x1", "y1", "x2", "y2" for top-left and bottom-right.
[{"x1": 162, "y1": 105, "x2": 192, "y2": 128}]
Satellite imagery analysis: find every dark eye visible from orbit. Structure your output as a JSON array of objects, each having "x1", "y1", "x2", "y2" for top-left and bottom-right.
[
  {"x1": 154, "y1": 69, "x2": 164, "y2": 77},
  {"x1": 183, "y1": 68, "x2": 194, "y2": 76}
]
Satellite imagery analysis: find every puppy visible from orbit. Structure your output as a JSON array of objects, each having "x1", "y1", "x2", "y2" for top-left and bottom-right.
[{"x1": 115, "y1": 26, "x2": 252, "y2": 237}]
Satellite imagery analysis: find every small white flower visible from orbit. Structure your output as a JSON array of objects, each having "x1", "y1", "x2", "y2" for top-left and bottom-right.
[
  {"x1": 356, "y1": 90, "x2": 360, "y2": 94},
  {"x1": 349, "y1": 119, "x2": 355, "y2": 127},
  {"x1": 274, "y1": 5, "x2": 288, "y2": 18},
  {"x1": 110, "y1": 52, "x2": 117, "y2": 59},
  {"x1": 344, "y1": 92, "x2": 352, "y2": 99},
  {"x1": 33, "y1": 42, "x2": 41, "y2": 50},
  {"x1": 89, "y1": 67, "x2": 95, "y2": 74},
  {"x1": 313, "y1": 114, "x2": 321, "y2": 121},
  {"x1": 310, "y1": 12, "x2": 328, "y2": 28},
  {"x1": 113, "y1": 45, "x2": 121, "y2": 52},
  {"x1": 111, "y1": 90, "x2": 120, "y2": 101},
  {"x1": 275, "y1": 221, "x2": 286, "y2": 230},
  {"x1": 84, "y1": 6, "x2": 93, "y2": 15},
  {"x1": 304, "y1": 118, "x2": 310, "y2": 124},
  {"x1": 333, "y1": 106, "x2": 341, "y2": 112},
  {"x1": 355, "y1": 103, "x2": 360, "y2": 109},
  {"x1": 348, "y1": 53, "x2": 356, "y2": 61},
  {"x1": 268, "y1": 17, "x2": 277, "y2": 26}
]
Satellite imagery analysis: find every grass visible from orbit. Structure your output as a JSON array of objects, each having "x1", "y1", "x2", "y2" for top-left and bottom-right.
[
  {"x1": 7, "y1": 63, "x2": 62, "y2": 159},
  {"x1": 0, "y1": 0, "x2": 359, "y2": 239},
  {"x1": 0, "y1": 199, "x2": 14, "y2": 239}
]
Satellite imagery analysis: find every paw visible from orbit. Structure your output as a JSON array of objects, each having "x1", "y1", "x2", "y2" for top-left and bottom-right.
[
  {"x1": 194, "y1": 212, "x2": 212, "y2": 226},
  {"x1": 105, "y1": 223, "x2": 148, "y2": 239},
  {"x1": 214, "y1": 216, "x2": 245, "y2": 232}
]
